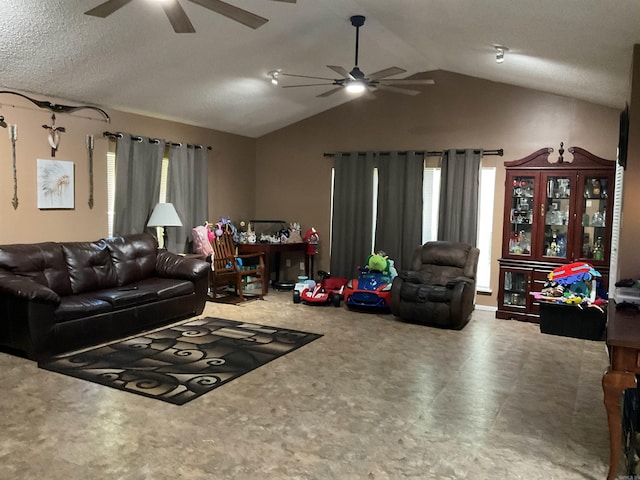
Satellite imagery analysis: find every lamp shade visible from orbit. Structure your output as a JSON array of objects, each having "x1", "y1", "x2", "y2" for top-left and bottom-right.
[{"x1": 147, "y1": 203, "x2": 183, "y2": 227}]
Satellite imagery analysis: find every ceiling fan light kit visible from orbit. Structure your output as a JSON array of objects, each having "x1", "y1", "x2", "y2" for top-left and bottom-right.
[
  {"x1": 281, "y1": 15, "x2": 434, "y2": 98},
  {"x1": 84, "y1": 0, "x2": 296, "y2": 33}
]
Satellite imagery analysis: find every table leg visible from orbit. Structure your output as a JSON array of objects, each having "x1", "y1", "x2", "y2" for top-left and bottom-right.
[
  {"x1": 262, "y1": 254, "x2": 271, "y2": 293},
  {"x1": 603, "y1": 367, "x2": 637, "y2": 480}
]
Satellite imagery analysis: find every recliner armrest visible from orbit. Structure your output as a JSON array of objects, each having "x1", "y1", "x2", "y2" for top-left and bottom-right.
[
  {"x1": 399, "y1": 270, "x2": 423, "y2": 284},
  {"x1": 0, "y1": 272, "x2": 60, "y2": 304},
  {"x1": 446, "y1": 276, "x2": 474, "y2": 288}
]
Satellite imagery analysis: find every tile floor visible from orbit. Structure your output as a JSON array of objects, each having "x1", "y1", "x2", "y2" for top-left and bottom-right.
[{"x1": 0, "y1": 291, "x2": 612, "y2": 479}]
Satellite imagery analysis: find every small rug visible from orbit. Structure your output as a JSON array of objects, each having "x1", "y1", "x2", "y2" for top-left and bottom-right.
[{"x1": 39, "y1": 317, "x2": 322, "y2": 405}]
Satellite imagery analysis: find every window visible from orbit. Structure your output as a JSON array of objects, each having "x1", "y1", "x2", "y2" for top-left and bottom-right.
[
  {"x1": 476, "y1": 167, "x2": 496, "y2": 292},
  {"x1": 330, "y1": 162, "x2": 496, "y2": 291},
  {"x1": 421, "y1": 165, "x2": 495, "y2": 292},
  {"x1": 422, "y1": 168, "x2": 441, "y2": 243},
  {"x1": 106, "y1": 153, "x2": 170, "y2": 240},
  {"x1": 107, "y1": 152, "x2": 115, "y2": 237}
]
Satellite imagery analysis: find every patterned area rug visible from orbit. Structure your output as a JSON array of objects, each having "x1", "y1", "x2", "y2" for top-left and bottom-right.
[{"x1": 39, "y1": 317, "x2": 322, "y2": 405}]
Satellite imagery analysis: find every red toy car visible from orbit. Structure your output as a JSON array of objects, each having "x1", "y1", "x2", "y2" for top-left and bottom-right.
[
  {"x1": 293, "y1": 271, "x2": 348, "y2": 307},
  {"x1": 343, "y1": 269, "x2": 393, "y2": 311}
]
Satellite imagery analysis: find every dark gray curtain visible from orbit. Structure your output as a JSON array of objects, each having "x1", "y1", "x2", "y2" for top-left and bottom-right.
[
  {"x1": 330, "y1": 152, "x2": 375, "y2": 279},
  {"x1": 166, "y1": 145, "x2": 209, "y2": 253},
  {"x1": 375, "y1": 151, "x2": 424, "y2": 271},
  {"x1": 113, "y1": 134, "x2": 165, "y2": 236},
  {"x1": 437, "y1": 149, "x2": 482, "y2": 245}
]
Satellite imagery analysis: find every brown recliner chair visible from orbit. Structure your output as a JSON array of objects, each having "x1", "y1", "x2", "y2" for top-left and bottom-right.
[{"x1": 390, "y1": 241, "x2": 479, "y2": 329}]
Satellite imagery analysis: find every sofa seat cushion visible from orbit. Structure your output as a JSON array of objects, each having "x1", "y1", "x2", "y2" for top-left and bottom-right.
[
  {"x1": 94, "y1": 277, "x2": 194, "y2": 308},
  {"x1": 54, "y1": 294, "x2": 113, "y2": 323},
  {"x1": 93, "y1": 286, "x2": 157, "y2": 309},
  {"x1": 140, "y1": 277, "x2": 194, "y2": 299},
  {"x1": 400, "y1": 282, "x2": 450, "y2": 303}
]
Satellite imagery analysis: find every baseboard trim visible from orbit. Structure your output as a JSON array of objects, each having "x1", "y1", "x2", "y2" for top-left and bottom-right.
[{"x1": 475, "y1": 304, "x2": 497, "y2": 312}]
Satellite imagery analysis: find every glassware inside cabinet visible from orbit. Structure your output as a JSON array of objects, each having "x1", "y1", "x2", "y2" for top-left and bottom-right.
[
  {"x1": 508, "y1": 176, "x2": 534, "y2": 256},
  {"x1": 503, "y1": 271, "x2": 527, "y2": 307},
  {"x1": 580, "y1": 176, "x2": 609, "y2": 261},
  {"x1": 542, "y1": 176, "x2": 570, "y2": 259}
]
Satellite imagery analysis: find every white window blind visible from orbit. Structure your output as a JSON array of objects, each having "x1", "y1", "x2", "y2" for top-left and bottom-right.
[
  {"x1": 476, "y1": 167, "x2": 496, "y2": 291},
  {"x1": 609, "y1": 161, "x2": 625, "y2": 296},
  {"x1": 422, "y1": 168, "x2": 441, "y2": 243},
  {"x1": 107, "y1": 152, "x2": 116, "y2": 237}
]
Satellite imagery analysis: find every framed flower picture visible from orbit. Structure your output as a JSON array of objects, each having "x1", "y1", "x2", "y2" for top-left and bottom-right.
[{"x1": 37, "y1": 159, "x2": 75, "y2": 209}]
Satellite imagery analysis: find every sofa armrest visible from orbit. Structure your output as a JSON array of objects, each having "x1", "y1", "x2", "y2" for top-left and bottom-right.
[
  {"x1": 155, "y1": 251, "x2": 210, "y2": 280},
  {"x1": 0, "y1": 272, "x2": 60, "y2": 304}
]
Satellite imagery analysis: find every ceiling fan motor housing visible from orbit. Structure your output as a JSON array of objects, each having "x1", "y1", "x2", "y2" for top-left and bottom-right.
[{"x1": 350, "y1": 15, "x2": 365, "y2": 28}]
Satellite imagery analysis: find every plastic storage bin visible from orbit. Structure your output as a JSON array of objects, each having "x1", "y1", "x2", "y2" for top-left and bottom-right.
[{"x1": 539, "y1": 302, "x2": 606, "y2": 341}]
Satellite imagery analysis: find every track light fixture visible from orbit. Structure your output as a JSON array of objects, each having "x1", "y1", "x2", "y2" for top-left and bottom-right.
[
  {"x1": 495, "y1": 45, "x2": 509, "y2": 63},
  {"x1": 269, "y1": 70, "x2": 281, "y2": 85}
]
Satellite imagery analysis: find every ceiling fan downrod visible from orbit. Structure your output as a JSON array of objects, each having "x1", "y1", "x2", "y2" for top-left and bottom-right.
[{"x1": 350, "y1": 15, "x2": 365, "y2": 70}]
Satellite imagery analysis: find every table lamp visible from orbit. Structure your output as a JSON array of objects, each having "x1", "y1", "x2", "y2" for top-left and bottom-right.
[{"x1": 147, "y1": 202, "x2": 183, "y2": 249}]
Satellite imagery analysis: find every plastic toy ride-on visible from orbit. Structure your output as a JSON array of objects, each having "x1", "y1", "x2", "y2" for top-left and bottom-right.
[
  {"x1": 343, "y1": 252, "x2": 397, "y2": 311},
  {"x1": 293, "y1": 270, "x2": 348, "y2": 307}
]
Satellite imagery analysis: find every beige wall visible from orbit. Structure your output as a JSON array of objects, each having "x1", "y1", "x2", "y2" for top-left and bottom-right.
[
  {"x1": 1, "y1": 70, "x2": 626, "y2": 309},
  {"x1": 0, "y1": 93, "x2": 256, "y2": 244},
  {"x1": 618, "y1": 45, "x2": 640, "y2": 280},
  {"x1": 256, "y1": 71, "x2": 620, "y2": 307}
]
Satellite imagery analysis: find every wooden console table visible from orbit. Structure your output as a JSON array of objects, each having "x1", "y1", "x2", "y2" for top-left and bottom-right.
[
  {"x1": 236, "y1": 242, "x2": 309, "y2": 292},
  {"x1": 603, "y1": 301, "x2": 640, "y2": 480}
]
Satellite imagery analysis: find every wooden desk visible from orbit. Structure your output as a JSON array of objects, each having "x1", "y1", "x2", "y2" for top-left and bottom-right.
[
  {"x1": 236, "y1": 242, "x2": 309, "y2": 292},
  {"x1": 603, "y1": 301, "x2": 640, "y2": 480}
]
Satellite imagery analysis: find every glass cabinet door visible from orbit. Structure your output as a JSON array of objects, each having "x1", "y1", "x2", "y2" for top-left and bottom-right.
[
  {"x1": 507, "y1": 176, "x2": 535, "y2": 257},
  {"x1": 579, "y1": 175, "x2": 609, "y2": 262},
  {"x1": 502, "y1": 270, "x2": 527, "y2": 308},
  {"x1": 542, "y1": 174, "x2": 571, "y2": 260}
]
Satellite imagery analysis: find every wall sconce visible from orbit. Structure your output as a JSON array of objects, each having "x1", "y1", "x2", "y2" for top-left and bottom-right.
[
  {"x1": 495, "y1": 45, "x2": 509, "y2": 63},
  {"x1": 269, "y1": 70, "x2": 281, "y2": 85}
]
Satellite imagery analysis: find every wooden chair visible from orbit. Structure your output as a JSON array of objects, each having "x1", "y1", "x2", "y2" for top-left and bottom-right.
[{"x1": 210, "y1": 234, "x2": 266, "y2": 301}]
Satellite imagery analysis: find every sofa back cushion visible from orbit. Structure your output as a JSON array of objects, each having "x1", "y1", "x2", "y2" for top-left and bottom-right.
[
  {"x1": 105, "y1": 233, "x2": 158, "y2": 286},
  {"x1": 0, "y1": 242, "x2": 73, "y2": 296},
  {"x1": 62, "y1": 240, "x2": 118, "y2": 294}
]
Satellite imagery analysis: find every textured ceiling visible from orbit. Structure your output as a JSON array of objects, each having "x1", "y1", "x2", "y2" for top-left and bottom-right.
[{"x1": 1, "y1": 0, "x2": 638, "y2": 138}]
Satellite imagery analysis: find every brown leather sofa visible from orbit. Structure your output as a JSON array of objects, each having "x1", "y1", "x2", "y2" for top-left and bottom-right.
[
  {"x1": 0, "y1": 233, "x2": 209, "y2": 360},
  {"x1": 390, "y1": 241, "x2": 479, "y2": 329}
]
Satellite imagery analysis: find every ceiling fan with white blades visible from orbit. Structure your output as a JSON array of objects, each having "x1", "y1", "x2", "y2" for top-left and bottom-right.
[
  {"x1": 84, "y1": 0, "x2": 296, "y2": 33},
  {"x1": 281, "y1": 15, "x2": 434, "y2": 98}
]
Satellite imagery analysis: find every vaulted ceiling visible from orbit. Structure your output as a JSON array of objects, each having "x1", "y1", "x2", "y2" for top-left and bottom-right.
[{"x1": 1, "y1": 0, "x2": 638, "y2": 138}]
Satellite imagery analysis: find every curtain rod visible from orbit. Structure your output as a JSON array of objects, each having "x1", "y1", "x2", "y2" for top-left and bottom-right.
[
  {"x1": 323, "y1": 149, "x2": 503, "y2": 158},
  {"x1": 103, "y1": 131, "x2": 212, "y2": 150}
]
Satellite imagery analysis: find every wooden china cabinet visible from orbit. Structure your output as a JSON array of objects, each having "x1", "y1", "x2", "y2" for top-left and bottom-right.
[{"x1": 496, "y1": 146, "x2": 615, "y2": 323}]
